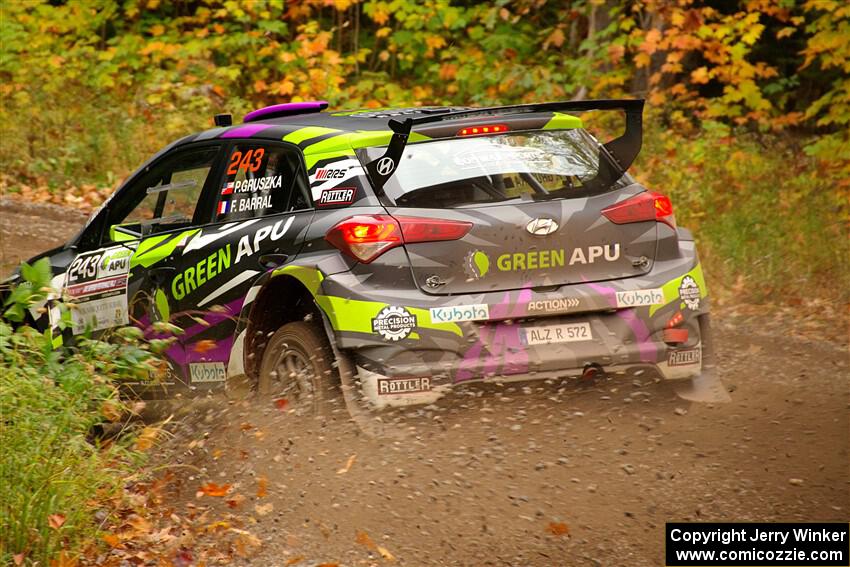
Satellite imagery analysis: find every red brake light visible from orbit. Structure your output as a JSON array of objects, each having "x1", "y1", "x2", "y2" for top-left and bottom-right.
[
  {"x1": 325, "y1": 215, "x2": 472, "y2": 263},
  {"x1": 458, "y1": 124, "x2": 509, "y2": 136},
  {"x1": 601, "y1": 191, "x2": 676, "y2": 229}
]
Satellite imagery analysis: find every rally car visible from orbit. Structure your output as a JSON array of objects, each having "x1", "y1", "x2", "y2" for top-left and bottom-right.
[{"x1": 19, "y1": 99, "x2": 728, "y2": 413}]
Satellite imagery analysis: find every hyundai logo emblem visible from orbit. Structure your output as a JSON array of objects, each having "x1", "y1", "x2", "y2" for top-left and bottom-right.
[
  {"x1": 376, "y1": 157, "x2": 395, "y2": 176},
  {"x1": 526, "y1": 217, "x2": 559, "y2": 236}
]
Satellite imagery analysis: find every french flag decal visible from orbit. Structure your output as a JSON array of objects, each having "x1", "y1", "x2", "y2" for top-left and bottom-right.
[
  {"x1": 221, "y1": 181, "x2": 234, "y2": 195},
  {"x1": 218, "y1": 201, "x2": 230, "y2": 215}
]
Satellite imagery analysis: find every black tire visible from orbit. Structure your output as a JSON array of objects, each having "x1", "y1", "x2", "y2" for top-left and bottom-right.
[{"x1": 257, "y1": 320, "x2": 338, "y2": 415}]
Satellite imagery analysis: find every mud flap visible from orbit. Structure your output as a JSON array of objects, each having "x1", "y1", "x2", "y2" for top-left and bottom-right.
[{"x1": 674, "y1": 314, "x2": 731, "y2": 403}]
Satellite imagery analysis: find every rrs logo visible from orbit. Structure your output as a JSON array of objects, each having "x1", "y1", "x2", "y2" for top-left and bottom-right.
[{"x1": 314, "y1": 168, "x2": 348, "y2": 180}]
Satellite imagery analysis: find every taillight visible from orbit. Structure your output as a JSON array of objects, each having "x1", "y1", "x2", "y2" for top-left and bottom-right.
[
  {"x1": 325, "y1": 215, "x2": 472, "y2": 263},
  {"x1": 601, "y1": 191, "x2": 676, "y2": 229},
  {"x1": 458, "y1": 124, "x2": 509, "y2": 136}
]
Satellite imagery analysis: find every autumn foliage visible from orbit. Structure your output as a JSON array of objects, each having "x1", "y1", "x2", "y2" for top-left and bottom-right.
[{"x1": 0, "y1": 0, "x2": 847, "y2": 300}]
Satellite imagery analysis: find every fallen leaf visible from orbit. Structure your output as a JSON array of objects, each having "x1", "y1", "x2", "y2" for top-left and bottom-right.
[
  {"x1": 102, "y1": 533, "x2": 121, "y2": 548},
  {"x1": 337, "y1": 454, "x2": 357, "y2": 474},
  {"x1": 48, "y1": 550, "x2": 77, "y2": 567},
  {"x1": 377, "y1": 545, "x2": 395, "y2": 561},
  {"x1": 547, "y1": 521, "x2": 570, "y2": 536},
  {"x1": 13, "y1": 553, "x2": 24, "y2": 566},
  {"x1": 274, "y1": 398, "x2": 289, "y2": 410},
  {"x1": 285, "y1": 557, "x2": 305, "y2": 566},
  {"x1": 232, "y1": 529, "x2": 262, "y2": 558},
  {"x1": 240, "y1": 422, "x2": 254, "y2": 431},
  {"x1": 205, "y1": 520, "x2": 231, "y2": 532},
  {"x1": 256, "y1": 476, "x2": 268, "y2": 498},
  {"x1": 356, "y1": 530, "x2": 376, "y2": 549},
  {"x1": 254, "y1": 502, "x2": 274, "y2": 516},
  {"x1": 48, "y1": 513, "x2": 66, "y2": 529},
  {"x1": 135, "y1": 426, "x2": 160, "y2": 451},
  {"x1": 193, "y1": 339, "x2": 217, "y2": 353},
  {"x1": 227, "y1": 494, "x2": 246, "y2": 509},
  {"x1": 198, "y1": 483, "x2": 231, "y2": 497}
]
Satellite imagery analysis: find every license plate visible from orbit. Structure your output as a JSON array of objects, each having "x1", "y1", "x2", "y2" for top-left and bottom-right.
[{"x1": 519, "y1": 322, "x2": 592, "y2": 345}]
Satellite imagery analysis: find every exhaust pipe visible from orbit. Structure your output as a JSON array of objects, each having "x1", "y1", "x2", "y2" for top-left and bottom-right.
[{"x1": 581, "y1": 364, "x2": 605, "y2": 381}]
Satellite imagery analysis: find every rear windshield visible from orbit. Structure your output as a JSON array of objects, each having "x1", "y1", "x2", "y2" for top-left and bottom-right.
[{"x1": 366, "y1": 129, "x2": 622, "y2": 208}]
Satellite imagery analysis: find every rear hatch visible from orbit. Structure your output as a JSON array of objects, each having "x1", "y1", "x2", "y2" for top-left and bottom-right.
[{"x1": 364, "y1": 128, "x2": 656, "y2": 295}]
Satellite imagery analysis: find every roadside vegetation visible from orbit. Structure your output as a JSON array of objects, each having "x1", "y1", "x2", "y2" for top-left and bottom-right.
[{"x1": 0, "y1": 259, "x2": 161, "y2": 565}]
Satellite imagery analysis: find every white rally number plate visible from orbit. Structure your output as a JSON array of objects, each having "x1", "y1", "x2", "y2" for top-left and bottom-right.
[{"x1": 519, "y1": 322, "x2": 592, "y2": 345}]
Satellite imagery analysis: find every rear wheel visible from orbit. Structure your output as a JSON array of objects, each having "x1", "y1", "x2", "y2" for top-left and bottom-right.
[{"x1": 258, "y1": 321, "x2": 338, "y2": 415}]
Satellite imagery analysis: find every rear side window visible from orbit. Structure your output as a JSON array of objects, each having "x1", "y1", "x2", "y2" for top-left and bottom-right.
[
  {"x1": 366, "y1": 129, "x2": 621, "y2": 208},
  {"x1": 214, "y1": 143, "x2": 310, "y2": 221}
]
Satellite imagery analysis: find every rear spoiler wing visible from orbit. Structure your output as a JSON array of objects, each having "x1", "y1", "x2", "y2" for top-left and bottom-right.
[{"x1": 364, "y1": 99, "x2": 645, "y2": 194}]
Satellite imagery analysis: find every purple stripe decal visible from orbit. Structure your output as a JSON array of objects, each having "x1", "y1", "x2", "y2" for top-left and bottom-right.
[
  {"x1": 244, "y1": 101, "x2": 328, "y2": 122},
  {"x1": 219, "y1": 123, "x2": 274, "y2": 138}
]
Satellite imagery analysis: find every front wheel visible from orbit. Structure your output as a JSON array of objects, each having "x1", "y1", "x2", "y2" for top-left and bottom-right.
[{"x1": 258, "y1": 320, "x2": 338, "y2": 416}]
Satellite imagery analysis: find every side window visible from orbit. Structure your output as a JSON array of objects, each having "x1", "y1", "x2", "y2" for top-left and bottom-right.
[
  {"x1": 215, "y1": 143, "x2": 310, "y2": 222},
  {"x1": 106, "y1": 147, "x2": 219, "y2": 241}
]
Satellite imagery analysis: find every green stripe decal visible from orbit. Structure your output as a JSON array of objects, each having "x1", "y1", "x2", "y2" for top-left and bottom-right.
[
  {"x1": 543, "y1": 112, "x2": 583, "y2": 130},
  {"x1": 283, "y1": 126, "x2": 342, "y2": 145},
  {"x1": 650, "y1": 262, "x2": 708, "y2": 316},
  {"x1": 132, "y1": 229, "x2": 199, "y2": 269},
  {"x1": 273, "y1": 266, "x2": 461, "y2": 337}
]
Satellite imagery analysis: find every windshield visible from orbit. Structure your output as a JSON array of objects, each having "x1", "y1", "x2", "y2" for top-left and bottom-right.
[{"x1": 370, "y1": 129, "x2": 616, "y2": 208}]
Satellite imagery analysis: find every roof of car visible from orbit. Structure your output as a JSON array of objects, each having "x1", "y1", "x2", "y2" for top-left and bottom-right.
[{"x1": 184, "y1": 103, "x2": 584, "y2": 157}]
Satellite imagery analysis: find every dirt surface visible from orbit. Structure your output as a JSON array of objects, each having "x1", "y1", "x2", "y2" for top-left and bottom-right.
[
  {"x1": 0, "y1": 198, "x2": 89, "y2": 275},
  {"x1": 2, "y1": 201, "x2": 848, "y2": 566}
]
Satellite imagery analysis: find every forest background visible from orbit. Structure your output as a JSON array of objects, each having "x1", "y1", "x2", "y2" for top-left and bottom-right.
[{"x1": 1, "y1": 0, "x2": 848, "y2": 305}]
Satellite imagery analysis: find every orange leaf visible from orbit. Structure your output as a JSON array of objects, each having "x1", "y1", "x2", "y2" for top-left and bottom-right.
[
  {"x1": 256, "y1": 475, "x2": 268, "y2": 498},
  {"x1": 198, "y1": 483, "x2": 231, "y2": 497},
  {"x1": 274, "y1": 398, "x2": 289, "y2": 410},
  {"x1": 193, "y1": 339, "x2": 217, "y2": 353},
  {"x1": 49, "y1": 551, "x2": 77, "y2": 567},
  {"x1": 48, "y1": 513, "x2": 66, "y2": 529},
  {"x1": 356, "y1": 530, "x2": 376, "y2": 550},
  {"x1": 227, "y1": 494, "x2": 246, "y2": 509},
  {"x1": 135, "y1": 426, "x2": 159, "y2": 451},
  {"x1": 13, "y1": 554, "x2": 24, "y2": 566},
  {"x1": 102, "y1": 533, "x2": 122, "y2": 548},
  {"x1": 285, "y1": 557, "x2": 305, "y2": 566},
  {"x1": 547, "y1": 521, "x2": 570, "y2": 536}
]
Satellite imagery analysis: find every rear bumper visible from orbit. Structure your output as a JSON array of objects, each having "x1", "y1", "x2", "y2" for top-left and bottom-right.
[{"x1": 315, "y1": 240, "x2": 713, "y2": 405}]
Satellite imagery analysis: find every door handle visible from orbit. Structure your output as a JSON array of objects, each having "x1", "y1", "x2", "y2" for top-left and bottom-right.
[
  {"x1": 258, "y1": 254, "x2": 289, "y2": 270},
  {"x1": 148, "y1": 266, "x2": 176, "y2": 287}
]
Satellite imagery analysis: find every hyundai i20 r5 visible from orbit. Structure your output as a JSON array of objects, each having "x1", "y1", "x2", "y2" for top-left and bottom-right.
[{"x1": 18, "y1": 99, "x2": 728, "y2": 413}]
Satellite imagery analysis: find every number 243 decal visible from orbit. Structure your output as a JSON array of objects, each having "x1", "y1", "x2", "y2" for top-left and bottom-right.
[{"x1": 227, "y1": 148, "x2": 265, "y2": 176}]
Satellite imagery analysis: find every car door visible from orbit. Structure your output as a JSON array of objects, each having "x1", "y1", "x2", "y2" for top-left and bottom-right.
[
  {"x1": 141, "y1": 140, "x2": 315, "y2": 391},
  {"x1": 62, "y1": 144, "x2": 222, "y2": 337}
]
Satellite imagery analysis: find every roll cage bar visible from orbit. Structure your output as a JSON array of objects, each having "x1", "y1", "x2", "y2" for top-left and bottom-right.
[{"x1": 363, "y1": 99, "x2": 645, "y2": 195}]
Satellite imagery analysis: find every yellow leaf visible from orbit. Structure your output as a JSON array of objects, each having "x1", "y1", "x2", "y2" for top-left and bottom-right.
[
  {"x1": 337, "y1": 454, "x2": 357, "y2": 474},
  {"x1": 376, "y1": 26, "x2": 392, "y2": 38},
  {"x1": 691, "y1": 66, "x2": 710, "y2": 84}
]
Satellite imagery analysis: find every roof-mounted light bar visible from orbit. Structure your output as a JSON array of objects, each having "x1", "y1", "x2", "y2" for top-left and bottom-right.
[{"x1": 244, "y1": 101, "x2": 329, "y2": 123}]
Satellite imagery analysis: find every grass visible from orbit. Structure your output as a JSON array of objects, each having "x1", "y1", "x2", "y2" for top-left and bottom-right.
[
  {"x1": 637, "y1": 120, "x2": 849, "y2": 307},
  {"x1": 0, "y1": 264, "x2": 155, "y2": 565}
]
